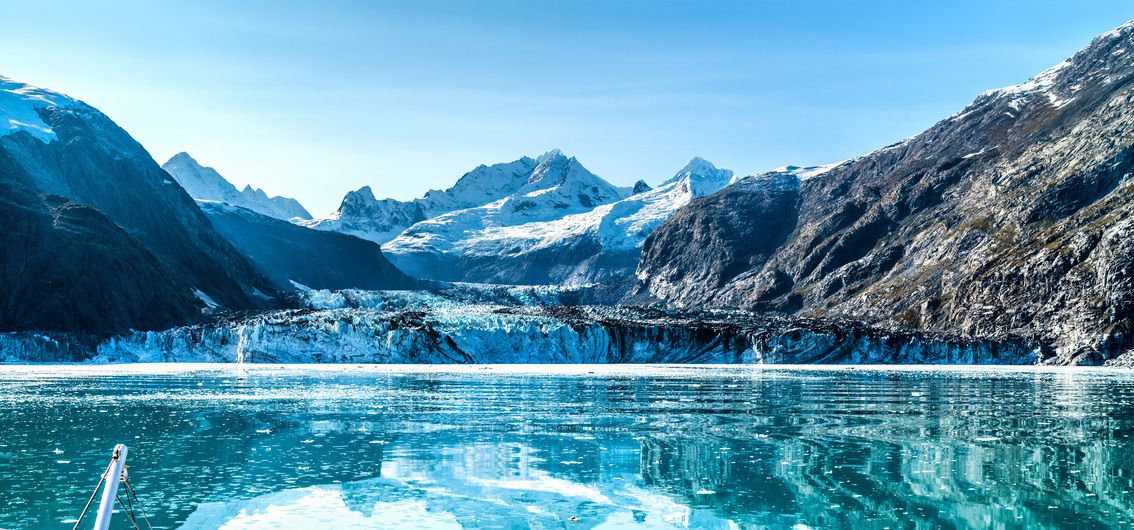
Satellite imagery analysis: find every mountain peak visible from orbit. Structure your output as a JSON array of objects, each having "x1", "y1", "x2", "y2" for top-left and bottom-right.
[
  {"x1": 664, "y1": 158, "x2": 734, "y2": 193},
  {"x1": 535, "y1": 149, "x2": 566, "y2": 164},
  {"x1": 345, "y1": 185, "x2": 377, "y2": 202},
  {"x1": 163, "y1": 152, "x2": 311, "y2": 221},
  {"x1": 167, "y1": 151, "x2": 196, "y2": 163},
  {"x1": 677, "y1": 157, "x2": 719, "y2": 176}
]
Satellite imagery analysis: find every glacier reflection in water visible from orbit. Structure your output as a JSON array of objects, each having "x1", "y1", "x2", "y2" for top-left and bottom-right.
[{"x1": 0, "y1": 365, "x2": 1132, "y2": 529}]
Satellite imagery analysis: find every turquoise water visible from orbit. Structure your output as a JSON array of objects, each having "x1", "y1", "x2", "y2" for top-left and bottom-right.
[{"x1": 0, "y1": 365, "x2": 1132, "y2": 529}]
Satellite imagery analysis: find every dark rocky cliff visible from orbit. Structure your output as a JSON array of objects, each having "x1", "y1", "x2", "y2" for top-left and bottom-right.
[
  {"x1": 0, "y1": 153, "x2": 200, "y2": 333},
  {"x1": 0, "y1": 78, "x2": 276, "y2": 334},
  {"x1": 633, "y1": 22, "x2": 1134, "y2": 364}
]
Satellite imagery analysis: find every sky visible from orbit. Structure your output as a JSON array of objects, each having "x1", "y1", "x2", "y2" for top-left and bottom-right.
[{"x1": 3, "y1": 1, "x2": 1133, "y2": 215}]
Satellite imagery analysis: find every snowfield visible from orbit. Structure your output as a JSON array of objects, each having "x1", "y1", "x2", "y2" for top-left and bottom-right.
[
  {"x1": 424, "y1": 157, "x2": 735, "y2": 257},
  {"x1": 0, "y1": 75, "x2": 83, "y2": 142}
]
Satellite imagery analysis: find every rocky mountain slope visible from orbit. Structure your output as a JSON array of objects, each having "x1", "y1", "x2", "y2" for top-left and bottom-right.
[
  {"x1": 632, "y1": 22, "x2": 1134, "y2": 364},
  {"x1": 0, "y1": 75, "x2": 275, "y2": 334},
  {"x1": 163, "y1": 152, "x2": 311, "y2": 221},
  {"x1": 303, "y1": 156, "x2": 540, "y2": 243},
  {"x1": 382, "y1": 158, "x2": 736, "y2": 285},
  {"x1": 197, "y1": 201, "x2": 420, "y2": 292}
]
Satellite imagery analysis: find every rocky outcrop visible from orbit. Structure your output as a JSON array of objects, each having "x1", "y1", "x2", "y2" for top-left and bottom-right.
[
  {"x1": 629, "y1": 171, "x2": 801, "y2": 306},
  {"x1": 632, "y1": 21, "x2": 1134, "y2": 364}
]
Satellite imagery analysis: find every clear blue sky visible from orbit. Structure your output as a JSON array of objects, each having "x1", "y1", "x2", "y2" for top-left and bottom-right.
[{"x1": 3, "y1": 1, "x2": 1132, "y2": 215}]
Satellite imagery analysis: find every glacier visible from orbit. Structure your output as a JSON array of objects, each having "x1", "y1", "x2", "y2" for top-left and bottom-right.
[{"x1": 0, "y1": 285, "x2": 1039, "y2": 365}]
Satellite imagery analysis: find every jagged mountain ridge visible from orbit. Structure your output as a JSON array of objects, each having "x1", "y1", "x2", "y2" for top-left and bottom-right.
[
  {"x1": 379, "y1": 150, "x2": 641, "y2": 281},
  {"x1": 381, "y1": 157, "x2": 736, "y2": 285},
  {"x1": 302, "y1": 156, "x2": 541, "y2": 243},
  {"x1": 632, "y1": 20, "x2": 1134, "y2": 363},
  {"x1": 0, "y1": 75, "x2": 276, "y2": 333},
  {"x1": 163, "y1": 152, "x2": 311, "y2": 221}
]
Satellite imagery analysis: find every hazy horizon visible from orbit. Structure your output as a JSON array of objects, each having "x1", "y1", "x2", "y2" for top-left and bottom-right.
[{"x1": 4, "y1": 0, "x2": 1133, "y2": 215}]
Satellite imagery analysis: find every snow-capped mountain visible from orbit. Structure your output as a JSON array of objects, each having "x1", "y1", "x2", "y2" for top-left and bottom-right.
[
  {"x1": 382, "y1": 157, "x2": 735, "y2": 285},
  {"x1": 0, "y1": 75, "x2": 275, "y2": 334},
  {"x1": 162, "y1": 152, "x2": 311, "y2": 221},
  {"x1": 302, "y1": 156, "x2": 540, "y2": 243},
  {"x1": 380, "y1": 150, "x2": 635, "y2": 281},
  {"x1": 302, "y1": 186, "x2": 428, "y2": 244},
  {"x1": 0, "y1": 76, "x2": 79, "y2": 141}
]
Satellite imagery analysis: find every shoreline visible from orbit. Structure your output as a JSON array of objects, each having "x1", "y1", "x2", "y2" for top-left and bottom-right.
[{"x1": 1, "y1": 362, "x2": 1130, "y2": 375}]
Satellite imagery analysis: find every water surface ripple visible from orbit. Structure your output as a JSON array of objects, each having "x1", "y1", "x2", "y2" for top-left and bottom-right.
[{"x1": 0, "y1": 365, "x2": 1132, "y2": 529}]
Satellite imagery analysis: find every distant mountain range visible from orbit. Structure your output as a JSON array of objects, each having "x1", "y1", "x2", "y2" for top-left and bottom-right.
[
  {"x1": 299, "y1": 151, "x2": 738, "y2": 285},
  {"x1": 380, "y1": 156, "x2": 736, "y2": 285},
  {"x1": 302, "y1": 156, "x2": 542, "y2": 243},
  {"x1": 2, "y1": 19, "x2": 1133, "y2": 364},
  {"x1": 163, "y1": 152, "x2": 311, "y2": 221}
]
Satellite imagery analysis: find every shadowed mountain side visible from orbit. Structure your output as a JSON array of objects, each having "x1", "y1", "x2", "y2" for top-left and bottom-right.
[{"x1": 199, "y1": 201, "x2": 421, "y2": 292}]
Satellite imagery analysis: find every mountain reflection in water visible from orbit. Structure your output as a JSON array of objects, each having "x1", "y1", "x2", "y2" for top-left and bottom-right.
[{"x1": 0, "y1": 366, "x2": 1131, "y2": 529}]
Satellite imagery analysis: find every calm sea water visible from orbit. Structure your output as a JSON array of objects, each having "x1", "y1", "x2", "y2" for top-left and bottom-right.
[{"x1": 0, "y1": 365, "x2": 1132, "y2": 529}]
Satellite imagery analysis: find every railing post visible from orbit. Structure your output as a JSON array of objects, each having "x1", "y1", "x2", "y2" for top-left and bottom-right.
[{"x1": 92, "y1": 444, "x2": 128, "y2": 530}]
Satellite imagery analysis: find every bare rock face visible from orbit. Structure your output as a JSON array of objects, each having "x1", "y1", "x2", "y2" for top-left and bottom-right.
[
  {"x1": 0, "y1": 178, "x2": 200, "y2": 334},
  {"x1": 633, "y1": 21, "x2": 1134, "y2": 364},
  {"x1": 629, "y1": 172, "x2": 801, "y2": 306}
]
